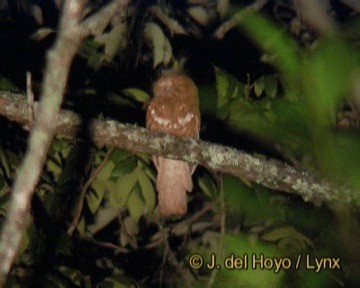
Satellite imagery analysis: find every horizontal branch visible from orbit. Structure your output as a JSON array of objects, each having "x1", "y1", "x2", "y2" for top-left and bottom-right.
[{"x1": 0, "y1": 90, "x2": 359, "y2": 208}]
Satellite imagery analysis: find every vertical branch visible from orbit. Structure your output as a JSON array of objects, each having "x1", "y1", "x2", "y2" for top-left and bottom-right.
[
  {"x1": 0, "y1": 0, "x2": 130, "y2": 282},
  {"x1": 0, "y1": 1, "x2": 86, "y2": 285}
]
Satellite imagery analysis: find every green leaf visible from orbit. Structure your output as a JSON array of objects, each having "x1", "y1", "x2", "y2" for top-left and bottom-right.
[
  {"x1": 78, "y1": 39, "x2": 103, "y2": 70},
  {"x1": 127, "y1": 182, "x2": 144, "y2": 221},
  {"x1": 262, "y1": 226, "x2": 314, "y2": 254},
  {"x1": 263, "y1": 75, "x2": 278, "y2": 98},
  {"x1": 97, "y1": 275, "x2": 136, "y2": 288},
  {"x1": 87, "y1": 182, "x2": 106, "y2": 214},
  {"x1": 215, "y1": 67, "x2": 244, "y2": 111},
  {"x1": 57, "y1": 146, "x2": 85, "y2": 185},
  {"x1": 122, "y1": 88, "x2": 150, "y2": 103},
  {"x1": 79, "y1": 39, "x2": 102, "y2": 55},
  {"x1": 88, "y1": 161, "x2": 115, "y2": 213},
  {"x1": 216, "y1": 102, "x2": 231, "y2": 120},
  {"x1": 103, "y1": 22, "x2": 127, "y2": 61},
  {"x1": 0, "y1": 147, "x2": 11, "y2": 179},
  {"x1": 111, "y1": 156, "x2": 138, "y2": 179},
  {"x1": 144, "y1": 22, "x2": 173, "y2": 68},
  {"x1": 188, "y1": 6, "x2": 211, "y2": 26},
  {"x1": 106, "y1": 93, "x2": 137, "y2": 107},
  {"x1": 254, "y1": 77, "x2": 265, "y2": 97},
  {"x1": 110, "y1": 149, "x2": 130, "y2": 166},
  {"x1": 45, "y1": 158, "x2": 62, "y2": 181},
  {"x1": 137, "y1": 153, "x2": 151, "y2": 165},
  {"x1": 58, "y1": 266, "x2": 83, "y2": 286},
  {"x1": 256, "y1": 99, "x2": 272, "y2": 111},
  {"x1": 76, "y1": 216, "x2": 86, "y2": 235},
  {"x1": 98, "y1": 161, "x2": 115, "y2": 182},
  {"x1": 254, "y1": 75, "x2": 278, "y2": 98},
  {"x1": 95, "y1": 160, "x2": 115, "y2": 182},
  {"x1": 143, "y1": 164, "x2": 156, "y2": 182},
  {"x1": 240, "y1": 12, "x2": 300, "y2": 100},
  {"x1": 87, "y1": 53, "x2": 103, "y2": 71},
  {"x1": 109, "y1": 168, "x2": 138, "y2": 208},
  {"x1": 0, "y1": 193, "x2": 10, "y2": 216},
  {"x1": 0, "y1": 177, "x2": 4, "y2": 193},
  {"x1": 169, "y1": 19, "x2": 187, "y2": 35},
  {"x1": 198, "y1": 172, "x2": 218, "y2": 199},
  {"x1": 261, "y1": 226, "x2": 313, "y2": 248},
  {"x1": 229, "y1": 98, "x2": 254, "y2": 119},
  {"x1": 303, "y1": 40, "x2": 358, "y2": 127},
  {"x1": 0, "y1": 77, "x2": 20, "y2": 91},
  {"x1": 87, "y1": 204, "x2": 119, "y2": 234},
  {"x1": 138, "y1": 169, "x2": 156, "y2": 212},
  {"x1": 163, "y1": 36, "x2": 173, "y2": 66},
  {"x1": 51, "y1": 139, "x2": 72, "y2": 158},
  {"x1": 215, "y1": 66, "x2": 229, "y2": 108},
  {"x1": 120, "y1": 216, "x2": 139, "y2": 247}
]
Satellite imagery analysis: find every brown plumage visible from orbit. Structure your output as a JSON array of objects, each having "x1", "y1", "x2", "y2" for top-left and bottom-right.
[{"x1": 146, "y1": 72, "x2": 200, "y2": 217}]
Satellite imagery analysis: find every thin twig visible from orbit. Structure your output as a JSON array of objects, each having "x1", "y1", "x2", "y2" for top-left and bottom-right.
[
  {"x1": 67, "y1": 149, "x2": 112, "y2": 236},
  {"x1": 188, "y1": 0, "x2": 214, "y2": 6},
  {"x1": 26, "y1": 72, "x2": 36, "y2": 126},
  {"x1": 80, "y1": 0, "x2": 130, "y2": 38},
  {"x1": 340, "y1": 0, "x2": 360, "y2": 13},
  {"x1": 142, "y1": 237, "x2": 164, "y2": 250},
  {"x1": 81, "y1": 231, "x2": 165, "y2": 255},
  {"x1": 118, "y1": 213, "x2": 138, "y2": 249},
  {"x1": 149, "y1": 6, "x2": 187, "y2": 36},
  {"x1": 83, "y1": 236, "x2": 131, "y2": 254},
  {"x1": 207, "y1": 174, "x2": 225, "y2": 288},
  {"x1": 171, "y1": 204, "x2": 213, "y2": 236},
  {"x1": 151, "y1": 217, "x2": 190, "y2": 287}
]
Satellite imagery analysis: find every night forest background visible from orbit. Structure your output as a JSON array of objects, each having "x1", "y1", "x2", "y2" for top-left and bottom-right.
[{"x1": 0, "y1": 0, "x2": 360, "y2": 287}]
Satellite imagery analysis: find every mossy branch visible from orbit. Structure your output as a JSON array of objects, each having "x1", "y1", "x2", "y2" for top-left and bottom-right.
[{"x1": 0, "y1": 90, "x2": 358, "y2": 211}]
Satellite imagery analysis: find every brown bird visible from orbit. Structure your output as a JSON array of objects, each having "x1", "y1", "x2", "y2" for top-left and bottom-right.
[{"x1": 146, "y1": 72, "x2": 200, "y2": 217}]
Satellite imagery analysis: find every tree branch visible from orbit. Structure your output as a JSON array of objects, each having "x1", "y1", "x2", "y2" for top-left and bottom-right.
[
  {"x1": 149, "y1": 6, "x2": 187, "y2": 36},
  {"x1": 340, "y1": 0, "x2": 360, "y2": 13},
  {"x1": 67, "y1": 149, "x2": 112, "y2": 236},
  {"x1": 213, "y1": 0, "x2": 268, "y2": 39},
  {"x1": 0, "y1": 90, "x2": 359, "y2": 210},
  {"x1": 0, "y1": 0, "x2": 129, "y2": 285},
  {"x1": 294, "y1": 0, "x2": 335, "y2": 35}
]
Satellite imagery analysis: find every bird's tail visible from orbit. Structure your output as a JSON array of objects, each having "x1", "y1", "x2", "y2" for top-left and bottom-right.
[{"x1": 155, "y1": 157, "x2": 193, "y2": 217}]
